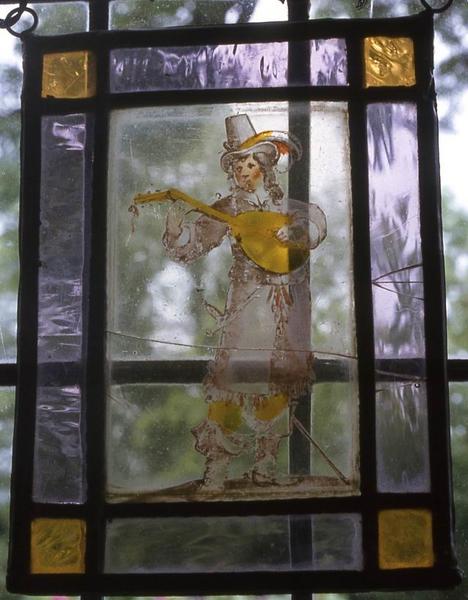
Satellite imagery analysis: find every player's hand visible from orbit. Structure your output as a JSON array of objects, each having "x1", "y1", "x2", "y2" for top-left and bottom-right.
[
  {"x1": 165, "y1": 207, "x2": 183, "y2": 240},
  {"x1": 276, "y1": 225, "x2": 289, "y2": 242}
]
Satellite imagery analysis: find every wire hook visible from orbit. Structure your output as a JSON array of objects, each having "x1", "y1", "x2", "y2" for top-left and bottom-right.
[
  {"x1": 0, "y1": 1, "x2": 38, "y2": 37},
  {"x1": 420, "y1": 0, "x2": 454, "y2": 13}
]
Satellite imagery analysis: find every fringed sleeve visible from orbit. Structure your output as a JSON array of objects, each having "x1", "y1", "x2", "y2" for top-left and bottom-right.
[{"x1": 162, "y1": 197, "x2": 231, "y2": 264}]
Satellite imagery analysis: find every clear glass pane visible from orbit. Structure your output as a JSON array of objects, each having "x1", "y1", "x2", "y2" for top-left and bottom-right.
[
  {"x1": 33, "y1": 114, "x2": 91, "y2": 503},
  {"x1": 109, "y1": 0, "x2": 286, "y2": 29},
  {"x1": 107, "y1": 102, "x2": 358, "y2": 500},
  {"x1": 309, "y1": 0, "x2": 424, "y2": 18},
  {"x1": 375, "y1": 382, "x2": 430, "y2": 493},
  {"x1": 31, "y1": 2, "x2": 88, "y2": 34},
  {"x1": 105, "y1": 514, "x2": 363, "y2": 572},
  {"x1": 367, "y1": 103, "x2": 430, "y2": 493}
]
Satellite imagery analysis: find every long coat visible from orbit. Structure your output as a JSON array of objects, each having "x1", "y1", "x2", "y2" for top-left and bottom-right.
[{"x1": 163, "y1": 187, "x2": 327, "y2": 410}]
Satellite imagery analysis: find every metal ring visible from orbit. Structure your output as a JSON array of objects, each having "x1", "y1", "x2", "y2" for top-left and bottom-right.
[
  {"x1": 0, "y1": 0, "x2": 27, "y2": 28},
  {"x1": 420, "y1": 0, "x2": 454, "y2": 13},
  {"x1": 5, "y1": 6, "x2": 38, "y2": 37}
]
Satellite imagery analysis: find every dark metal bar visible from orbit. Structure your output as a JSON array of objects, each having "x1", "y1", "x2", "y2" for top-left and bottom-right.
[
  {"x1": 89, "y1": 0, "x2": 108, "y2": 32},
  {"x1": 288, "y1": 0, "x2": 309, "y2": 21},
  {"x1": 37, "y1": 86, "x2": 420, "y2": 115},
  {"x1": 2, "y1": 358, "x2": 464, "y2": 388},
  {"x1": 346, "y1": 30, "x2": 379, "y2": 575},
  {"x1": 29, "y1": 491, "x2": 437, "y2": 520},
  {"x1": 0, "y1": 364, "x2": 18, "y2": 386},
  {"x1": 83, "y1": 37, "x2": 110, "y2": 578},
  {"x1": 415, "y1": 10, "x2": 457, "y2": 571},
  {"x1": 287, "y1": 0, "x2": 313, "y2": 564}
]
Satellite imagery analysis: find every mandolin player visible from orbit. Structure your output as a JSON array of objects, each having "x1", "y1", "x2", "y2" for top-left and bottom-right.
[{"x1": 161, "y1": 114, "x2": 327, "y2": 494}]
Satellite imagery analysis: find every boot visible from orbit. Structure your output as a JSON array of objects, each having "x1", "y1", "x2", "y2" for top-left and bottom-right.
[
  {"x1": 192, "y1": 419, "x2": 243, "y2": 493},
  {"x1": 200, "y1": 452, "x2": 232, "y2": 492},
  {"x1": 251, "y1": 434, "x2": 283, "y2": 486}
]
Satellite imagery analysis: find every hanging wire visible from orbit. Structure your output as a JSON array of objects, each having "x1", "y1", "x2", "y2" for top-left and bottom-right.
[
  {"x1": 0, "y1": 1, "x2": 38, "y2": 37},
  {"x1": 420, "y1": 0, "x2": 454, "y2": 13}
]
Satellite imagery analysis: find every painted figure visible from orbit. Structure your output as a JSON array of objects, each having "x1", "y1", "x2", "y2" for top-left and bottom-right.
[{"x1": 135, "y1": 114, "x2": 327, "y2": 492}]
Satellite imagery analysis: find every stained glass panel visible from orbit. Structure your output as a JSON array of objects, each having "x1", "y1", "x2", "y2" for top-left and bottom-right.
[
  {"x1": 106, "y1": 101, "x2": 358, "y2": 500},
  {"x1": 8, "y1": 10, "x2": 456, "y2": 593}
]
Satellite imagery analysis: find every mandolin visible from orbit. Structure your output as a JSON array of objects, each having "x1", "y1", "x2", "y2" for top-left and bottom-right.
[{"x1": 132, "y1": 188, "x2": 309, "y2": 274}]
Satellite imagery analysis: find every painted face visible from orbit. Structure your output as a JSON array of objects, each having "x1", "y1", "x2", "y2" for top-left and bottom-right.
[{"x1": 233, "y1": 154, "x2": 264, "y2": 192}]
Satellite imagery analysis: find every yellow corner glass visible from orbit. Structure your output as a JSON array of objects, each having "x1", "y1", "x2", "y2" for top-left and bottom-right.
[
  {"x1": 364, "y1": 37, "x2": 416, "y2": 87},
  {"x1": 31, "y1": 518, "x2": 86, "y2": 574},
  {"x1": 378, "y1": 509, "x2": 434, "y2": 569},
  {"x1": 42, "y1": 51, "x2": 96, "y2": 99}
]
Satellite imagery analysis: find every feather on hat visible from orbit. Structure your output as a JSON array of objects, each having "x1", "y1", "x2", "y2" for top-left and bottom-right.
[{"x1": 220, "y1": 114, "x2": 302, "y2": 172}]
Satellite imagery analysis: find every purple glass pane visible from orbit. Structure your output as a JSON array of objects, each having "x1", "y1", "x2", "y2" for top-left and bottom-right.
[
  {"x1": 310, "y1": 39, "x2": 347, "y2": 85},
  {"x1": 368, "y1": 103, "x2": 425, "y2": 363},
  {"x1": 105, "y1": 514, "x2": 362, "y2": 572},
  {"x1": 33, "y1": 114, "x2": 91, "y2": 503},
  {"x1": 110, "y1": 43, "x2": 289, "y2": 92},
  {"x1": 367, "y1": 103, "x2": 430, "y2": 493}
]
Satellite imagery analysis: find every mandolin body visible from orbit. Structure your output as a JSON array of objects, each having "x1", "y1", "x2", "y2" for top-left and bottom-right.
[
  {"x1": 133, "y1": 188, "x2": 309, "y2": 274},
  {"x1": 229, "y1": 210, "x2": 309, "y2": 274}
]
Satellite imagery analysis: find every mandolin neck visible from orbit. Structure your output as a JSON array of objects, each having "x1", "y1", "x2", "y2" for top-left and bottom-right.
[{"x1": 133, "y1": 188, "x2": 236, "y2": 226}]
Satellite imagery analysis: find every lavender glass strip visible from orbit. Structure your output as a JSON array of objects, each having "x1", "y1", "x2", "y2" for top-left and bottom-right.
[
  {"x1": 110, "y1": 43, "x2": 288, "y2": 92},
  {"x1": 33, "y1": 114, "x2": 90, "y2": 503},
  {"x1": 111, "y1": 40, "x2": 348, "y2": 93},
  {"x1": 310, "y1": 39, "x2": 347, "y2": 85},
  {"x1": 105, "y1": 514, "x2": 362, "y2": 572},
  {"x1": 367, "y1": 103, "x2": 430, "y2": 493}
]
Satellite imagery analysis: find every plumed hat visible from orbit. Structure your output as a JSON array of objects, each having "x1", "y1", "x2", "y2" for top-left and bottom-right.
[{"x1": 220, "y1": 114, "x2": 302, "y2": 172}]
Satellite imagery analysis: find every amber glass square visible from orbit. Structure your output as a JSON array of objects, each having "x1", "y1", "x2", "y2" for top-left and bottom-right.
[
  {"x1": 42, "y1": 51, "x2": 96, "y2": 99},
  {"x1": 31, "y1": 518, "x2": 86, "y2": 574},
  {"x1": 378, "y1": 509, "x2": 434, "y2": 569},
  {"x1": 364, "y1": 37, "x2": 415, "y2": 87}
]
